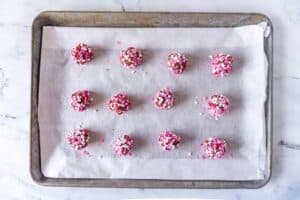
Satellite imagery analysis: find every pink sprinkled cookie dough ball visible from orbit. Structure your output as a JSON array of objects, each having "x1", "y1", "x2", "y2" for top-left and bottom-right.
[
  {"x1": 210, "y1": 53, "x2": 233, "y2": 77},
  {"x1": 158, "y1": 130, "x2": 181, "y2": 151},
  {"x1": 201, "y1": 137, "x2": 228, "y2": 159},
  {"x1": 205, "y1": 94, "x2": 230, "y2": 119},
  {"x1": 113, "y1": 135, "x2": 134, "y2": 156},
  {"x1": 71, "y1": 43, "x2": 94, "y2": 64},
  {"x1": 71, "y1": 90, "x2": 92, "y2": 112},
  {"x1": 119, "y1": 47, "x2": 143, "y2": 68},
  {"x1": 67, "y1": 129, "x2": 90, "y2": 150},
  {"x1": 167, "y1": 52, "x2": 188, "y2": 74},
  {"x1": 107, "y1": 93, "x2": 131, "y2": 115},
  {"x1": 153, "y1": 88, "x2": 175, "y2": 110}
]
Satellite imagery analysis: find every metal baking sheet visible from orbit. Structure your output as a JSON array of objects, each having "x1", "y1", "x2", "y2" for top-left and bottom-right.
[{"x1": 30, "y1": 12, "x2": 273, "y2": 188}]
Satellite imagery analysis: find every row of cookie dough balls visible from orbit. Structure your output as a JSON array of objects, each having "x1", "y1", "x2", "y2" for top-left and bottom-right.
[
  {"x1": 67, "y1": 129, "x2": 228, "y2": 159},
  {"x1": 71, "y1": 89, "x2": 230, "y2": 118},
  {"x1": 71, "y1": 43, "x2": 234, "y2": 77}
]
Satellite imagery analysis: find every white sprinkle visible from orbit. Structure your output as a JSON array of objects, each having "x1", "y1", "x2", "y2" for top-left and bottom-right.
[
  {"x1": 194, "y1": 101, "x2": 199, "y2": 105},
  {"x1": 199, "y1": 112, "x2": 203, "y2": 116},
  {"x1": 195, "y1": 96, "x2": 199, "y2": 99},
  {"x1": 188, "y1": 152, "x2": 193, "y2": 156},
  {"x1": 132, "y1": 70, "x2": 136, "y2": 74}
]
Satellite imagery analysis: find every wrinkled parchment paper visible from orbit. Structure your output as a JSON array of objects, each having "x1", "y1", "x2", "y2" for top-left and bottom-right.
[{"x1": 39, "y1": 24, "x2": 268, "y2": 180}]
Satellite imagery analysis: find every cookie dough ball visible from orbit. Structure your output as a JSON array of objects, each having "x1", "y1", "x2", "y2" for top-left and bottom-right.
[
  {"x1": 119, "y1": 47, "x2": 143, "y2": 68},
  {"x1": 67, "y1": 129, "x2": 90, "y2": 150},
  {"x1": 158, "y1": 130, "x2": 181, "y2": 151},
  {"x1": 113, "y1": 135, "x2": 134, "y2": 156},
  {"x1": 107, "y1": 93, "x2": 131, "y2": 115},
  {"x1": 71, "y1": 90, "x2": 92, "y2": 112},
  {"x1": 210, "y1": 53, "x2": 233, "y2": 77},
  {"x1": 153, "y1": 88, "x2": 175, "y2": 110},
  {"x1": 201, "y1": 137, "x2": 228, "y2": 159},
  {"x1": 71, "y1": 43, "x2": 94, "y2": 64},
  {"x1": 167, "y1": 52, "x2": 188, "y2": 74},
  {"x1": 205, "y1": 94, "x2": 230, "y2": 118}
]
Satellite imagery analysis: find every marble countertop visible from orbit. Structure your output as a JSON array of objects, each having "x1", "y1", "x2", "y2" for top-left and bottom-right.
[{"x1": 1, "y1": 0, "x2": 300, "y2": 199}]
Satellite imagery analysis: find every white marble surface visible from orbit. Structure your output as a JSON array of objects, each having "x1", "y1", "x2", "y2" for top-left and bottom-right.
[{"x1": 0, "y1": 0, "x2": 300, "y2": 199}]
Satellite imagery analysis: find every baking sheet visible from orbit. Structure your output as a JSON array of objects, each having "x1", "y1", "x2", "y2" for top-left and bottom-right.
[{"x1": 38, "y1": 24, "x2": 267, "y2": 180}]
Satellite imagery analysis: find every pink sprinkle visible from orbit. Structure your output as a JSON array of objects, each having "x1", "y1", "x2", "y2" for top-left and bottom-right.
[
  {"x1": 167, "y1": 52, "x2": 188, "y2": 74},
  {"x1": 200, "y1": 137, "x2": 228, "y2": 159},
  {"x1": 158, "y1": 130, "x2": 181, "y2": 151},
  {"x1": 70, "y1": 90, "x2": 92, "y2": 112},
  {"x1": 107, "y1": 93, "x2": 131, "y2": 115},
  {"x1": 66, "y1": 129, "x2": 90, "y2": 151},
  {"x1": 210, "y1": 53, "x2": 233, "y2": 77},
  {"x1": 205, "y1": 94, "x2": 230, "y2": 119},
  {"x1": 153, "y1": 88, "x2": 175, "y2": 110},
  {"x1": 119, "y1": 47, "x2": 143, "y2": 69},
  {"x1": 71, "y1": 43, "x2": 94, "y2": 65},
  {"x1": 82, "y1": 150, "x2": 91, "y2": 157},
  {"x1": 113, "y1": 134, "x2": 134, "y2": 156}
]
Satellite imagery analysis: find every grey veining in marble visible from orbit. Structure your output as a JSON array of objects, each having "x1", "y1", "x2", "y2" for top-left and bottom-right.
[
  {"x1": 1, "y1": 0, "x2": 300, "y2": 199},
  {"x1": 0, "y1": 68, "x2": 8, "y2": 91}
]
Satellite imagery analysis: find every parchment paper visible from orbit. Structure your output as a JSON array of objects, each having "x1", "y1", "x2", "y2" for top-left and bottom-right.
[{"x1": 39, "y1": 24, "x2": 268, "y2": 180}]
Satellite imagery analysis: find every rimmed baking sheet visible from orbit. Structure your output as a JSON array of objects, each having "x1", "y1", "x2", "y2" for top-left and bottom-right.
[{"x1": 31, "y1": 12, "x2": 273, "y2": 188}]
